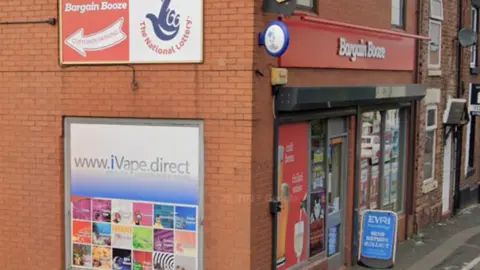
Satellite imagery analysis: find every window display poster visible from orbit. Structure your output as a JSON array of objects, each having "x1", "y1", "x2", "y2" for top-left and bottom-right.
[
  {"x1": 359, "y1": 159, "x2": 370, "y2": 213},
  {"x1": 383, "y1": 162, "x2": 392, "y2": 207},
  {"x1": 390, "y1": 162, "x2": 398, "y2": 205},
  {"x1": 67, "y1": 121, "x2": 201, "y2": 270},
  {"x1": 277, "y1": 123, "x2": 309, "y2": 269},
  {"x1": 327, "y1": 225, "x2": 339, "y2": 256},
  {"x1": 370, "y1": 165, "x2": 379, "y2": 209},
  {"x1": 309, "y1": 189, "x2": 326, "y2": 256}
]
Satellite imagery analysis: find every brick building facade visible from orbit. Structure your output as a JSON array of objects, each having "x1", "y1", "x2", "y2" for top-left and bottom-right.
[
  {"x1": 413, "y1": 0, "x2": 459, "y2": 229},
  {"x1": 0, "y1": 0, "x2": 477, "y2": 270},
  {"x1": 414, "y1": 0, "x2": 480, "y2": 231}
]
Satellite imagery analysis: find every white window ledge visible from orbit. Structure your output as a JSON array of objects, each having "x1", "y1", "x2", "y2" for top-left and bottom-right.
[
  {"x1": 422, "y1": 179, "x2": 439, "y2": 193},
  {"x1": 428, "y1": 69, "x2": 442, "y2": 76}
]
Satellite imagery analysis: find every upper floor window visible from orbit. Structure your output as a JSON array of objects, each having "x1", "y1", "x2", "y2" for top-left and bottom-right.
[
  {"x1": 296, "y1": 0, "x2": 314, "y2": 10},
  {"x1": 471, "y1": 7, "x2": 478, "y2": 68},
  {"x1": 430, "y1": 0, "x2": 444, "y2": 20},
  {"x1": 428, "y1": 0, "x2": 444, "y2": 69},
  {"x1": 392, "y1": 0, "x2": 405, "y2": 28}
]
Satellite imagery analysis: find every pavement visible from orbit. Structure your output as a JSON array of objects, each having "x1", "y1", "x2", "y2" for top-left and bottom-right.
[{"x1": 354, "y1": 204, "x2": 480, "y2": 270}]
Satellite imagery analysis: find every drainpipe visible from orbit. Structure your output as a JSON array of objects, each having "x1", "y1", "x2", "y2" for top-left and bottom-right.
[
  {"x1": 453, "y1": 0, "x2": 464, "y2": 215},
  {"x1": 271, "y1": 87, "x2": 280, "y2": 270},
  {"x1": 410, "y1": 0, "x2": 423, "y2": 237}
]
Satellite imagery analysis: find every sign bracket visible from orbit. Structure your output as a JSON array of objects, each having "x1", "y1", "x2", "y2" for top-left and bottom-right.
[{"x1": 0, "y1": 18, "x2": 56, "y2": 26}]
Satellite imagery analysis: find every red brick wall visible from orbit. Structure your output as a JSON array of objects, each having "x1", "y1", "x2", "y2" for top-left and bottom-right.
[
  {"x1": 413, "y1": 0, "x2": 475, "y2": 229},
  {"x1": 0, "y1": 0, "x2": 257, "y2": 269}
]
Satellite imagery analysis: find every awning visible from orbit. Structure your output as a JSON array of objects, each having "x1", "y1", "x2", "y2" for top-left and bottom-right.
[{"x1": 275, "y1": 84, "x2": 426, "y2": 112}]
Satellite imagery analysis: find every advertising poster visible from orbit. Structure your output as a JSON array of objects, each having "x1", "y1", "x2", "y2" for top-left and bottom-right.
[
  {"x1": 390, "y1": 162, "x2": 398, "y2": 205},
  {"x1": 310, "y1": 145, "x2": 326, "y2": 257},
  {"x1": 276, "y1": 123, "x2": 309, "y2": 269},
  {"x1": 66, "y1": 120, "x2": 201, "y2": 270},
  {"x1": 383, "y1": 162, "x2": 392, "y2": 207},
  {"x1": 60, "y1": 0, "x2": 203, "y2": 64},
  {"x1": 359, "y1": 159, "x2": 370, "y2": 213},
  {"x1": 370, "y1": 165, "x2": 379, "y2": 209}
]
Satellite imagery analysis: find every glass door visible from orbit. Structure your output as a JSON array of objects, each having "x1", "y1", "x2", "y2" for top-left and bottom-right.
[{"x1": 327, "y1": 137, "x2": 346, "y2": 270}]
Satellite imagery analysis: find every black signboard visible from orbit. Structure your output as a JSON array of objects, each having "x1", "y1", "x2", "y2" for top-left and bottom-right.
[{"x1": 470, "y1": 84, "x2": 480, "y2": 116}]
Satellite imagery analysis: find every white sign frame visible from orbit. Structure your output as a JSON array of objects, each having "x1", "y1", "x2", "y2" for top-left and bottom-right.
[{"x1": 63, "y1": 117, "x2": 204, "y2": 270}]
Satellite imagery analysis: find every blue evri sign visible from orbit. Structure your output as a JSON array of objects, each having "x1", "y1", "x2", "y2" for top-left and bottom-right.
[{"x1": 359, "y1": 210, "x2": 398, "y2": 261}]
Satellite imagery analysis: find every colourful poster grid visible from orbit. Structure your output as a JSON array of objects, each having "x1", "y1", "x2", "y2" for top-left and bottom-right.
[{"x1": 71, "y1": 196, "x2": 198, "y2": 270}]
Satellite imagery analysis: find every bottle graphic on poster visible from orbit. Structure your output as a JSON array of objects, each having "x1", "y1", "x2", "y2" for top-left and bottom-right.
[
  {"x1": 276, "y1": 145, "x2": 289, "y2": 267},
  {"x1": 294, "y1": 219, "x2": 304, "y2": 263}
]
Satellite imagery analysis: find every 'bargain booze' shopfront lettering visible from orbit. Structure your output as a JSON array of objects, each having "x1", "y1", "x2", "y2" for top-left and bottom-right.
[
  {"x1": 338, "y1": 37, "x2": 386, "y2": 62},
  {"x1": 140, "y1": 0, "x2": 193, "y2": 55}
]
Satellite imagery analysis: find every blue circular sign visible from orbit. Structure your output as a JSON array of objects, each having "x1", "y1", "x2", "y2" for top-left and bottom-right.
[{"x1": 262, "y1": 21, "x2": 290, "y2": 57}]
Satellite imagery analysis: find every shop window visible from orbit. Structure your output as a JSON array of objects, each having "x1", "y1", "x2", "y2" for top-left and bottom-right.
[
  {"x1": 424, "y1": 105, "x2": 437, "y2": 181},
  {"x1": 391, "y1": 0, "x2": 405, "y2": 28},
  {"x1": 471, "y1": 7, "x2": 478, "y2": 68},
  {"x1": 360, "y1": 109, "x2": 405, "y2": 213},
  {"x1": 296, "y1": 0, "x2": 315, "y2": 10},
  {"x1": 276, "y1": 119, "x2": 348, "y2": 269},
  {"x1": 428, "y1": 0, "x2": 443, "y2": 70}
]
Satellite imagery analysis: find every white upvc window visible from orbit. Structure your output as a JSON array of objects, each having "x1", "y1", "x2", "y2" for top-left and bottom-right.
[
  {"x1": 428, "y1": 0, "x2": 444, "y2": 70},
  {"x1": 424, "y1": 104, "x2": 438, "y2": 181},
  {"x1": 392, "y1": 0, "x2": 405, "y2": 28},
  {"x1": 471, "y1": 7, "x2": 478, "y2": 68},
  {"x1": 296, "y1": 0, "x2": 314, "y2": 9},
  {"x1": 430, "y1": 0, "x2": 444, "y2": 20}
]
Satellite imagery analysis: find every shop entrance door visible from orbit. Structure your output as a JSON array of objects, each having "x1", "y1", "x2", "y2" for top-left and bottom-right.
[{"x1": 326, "y1": 136, "x2": 347, "y2": 270}]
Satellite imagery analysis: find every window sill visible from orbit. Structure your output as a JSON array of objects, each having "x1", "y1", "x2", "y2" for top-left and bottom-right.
[
  {"x1": 422, "y1": 179, "x2": 438, "y2": 194},
  {"x1": 470, "y1": 67, "x2": 479, "y2": 75},
  {"x1": 391, "y1": 25, "x2": 406, "y2": 31},
  {"x1": 294, "y1": 9, "x2": 318, "y2": 16},
  {"x1": 428, "y1": 69, "x2": 442, "y2": 77}
]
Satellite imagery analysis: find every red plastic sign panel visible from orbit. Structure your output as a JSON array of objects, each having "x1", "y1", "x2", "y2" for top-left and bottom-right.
[
  {"x1": 279, "y1": 20, "x2": 416, "y2": 71},
  {"x1": 59, "y1": 0, "x2": 203, "y2": 64},
  {"x1": 276, "y1": 122, "x2": 309, "y2": 269}
]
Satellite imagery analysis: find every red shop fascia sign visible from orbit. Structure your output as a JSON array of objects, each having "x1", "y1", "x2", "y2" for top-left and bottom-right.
[{"x1": 279, "y1": 16, "x2": 429, "y2": 71}]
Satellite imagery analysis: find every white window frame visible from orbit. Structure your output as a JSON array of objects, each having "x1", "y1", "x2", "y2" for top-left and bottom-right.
[
  {"x1": 471, "y1": 7, "x2": 478, "y2": 68},
  {"x1": 430, "y1": 0, "x2": 444, "y2": 21},
  {"x1": 424, "y1": 104, "x2": 438, "y2": 182},
  {"x1": 428, "y1": 19, "x2": 442, "y2": 70},
  {"x1": 296, "y1": 0, "x2": 314, "y2": 9},
  {"x1": 391, "y1": 0, "x2": 405, "y2": 28}
]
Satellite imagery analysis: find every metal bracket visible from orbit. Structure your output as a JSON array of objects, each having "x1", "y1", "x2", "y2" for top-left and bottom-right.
[
  {"x1": 272, "y1": 85, "x2": 280, "y2": 96},
  {"x1": 270, "y1": 199, "x2": 282, "y2": 215},
  {"x1": 444, "y1": 126, "x2": 455, "y2": 144}
]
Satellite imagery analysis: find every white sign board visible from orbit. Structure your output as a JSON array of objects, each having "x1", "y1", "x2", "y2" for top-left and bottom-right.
[{"x1": 60, "y1": 0, "x2": 203, "y2": 64}]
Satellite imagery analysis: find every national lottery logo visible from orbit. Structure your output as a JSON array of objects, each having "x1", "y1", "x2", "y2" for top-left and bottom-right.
[{"x1": 140, "y1": 0, "x2": 193, "y2": 55}]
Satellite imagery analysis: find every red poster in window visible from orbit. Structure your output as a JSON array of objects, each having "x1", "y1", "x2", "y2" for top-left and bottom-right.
[{"x1": 276, "y1": 122, "x2": 309, "y2": 269}]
